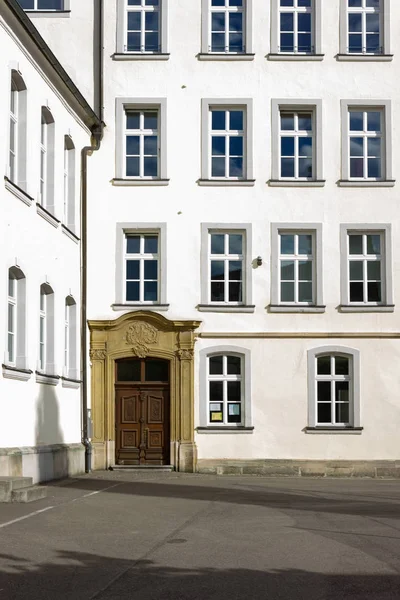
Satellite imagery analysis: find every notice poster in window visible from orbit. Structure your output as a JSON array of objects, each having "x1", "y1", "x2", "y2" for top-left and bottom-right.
[
  {"x1": 228, "y1": 404, "x2": 240, "y2": 416},
  {"x1": 211, "y1": 412, "x2": 223, "y2": 422},
  {"x1": 210, "y1": 403, "x2": 221, "y2": 412}
]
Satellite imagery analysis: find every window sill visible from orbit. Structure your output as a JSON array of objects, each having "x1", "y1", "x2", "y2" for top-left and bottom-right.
[
  {"x1": 36, "y1": 203, "x2": 60, "y2": 228},
  {"x1": 61, "y1": 224, "x2": 79, "y2": 243},
  {"x1": 268, "y1": 179, "x2": 325, "y2": 188},
  {"x1": 267, "y1": 53, "x2": 324, "y2": 61},
  {"x1": 4, "y1": 177, "x2": 33, "y2": 206},
  {"x1": 112, "y1": 178, "x2": 170, "y2": 187},
  {"x1": 305, "y1": 427, "x2": 363, "y2": 434},
  {"x1": 336, "y1": 54, "x2": 393, "y2": 62},
  {"x1": 339, "y1": 304, "x2": 395, "y2": 313},
  {"x1": 35, "y1": 371, "x2": 60, "y2": 386},
  {"x1": 198, "y1": 179, "x2": 255, "y2": 187},
  {"x1": 269, "y1": 305, "x2": 326, "y2": 314},
  {"x1": 196, "y1": 426, "x2": 254, "y2": 433},
  {"x1": 197, "y1": 53, "x2": 255, "y2": 61},
  {"x1": 112, "y1": 53, "x2": 170, "y2": 61},
  {"x1": 61, "y1": 376, "x2": 82, "y2": 389},
  {"x1": 198, "y1": 304, "x2": 255, "y2": 313},
  {"x1": 2, "y1": 364, "x2": 32, "y2": 382},
  {"x1": 338, "y1": 180, "x2": 395, "y2": 188},
  {"x1": 112, "y1": 303, "x2": 169, "y2": 312},
  {"x1": 24, "y1": 10, "x2": 71, "y2": 18}
]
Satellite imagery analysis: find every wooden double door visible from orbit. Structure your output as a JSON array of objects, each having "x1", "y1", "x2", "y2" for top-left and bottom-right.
[{"x1": 115, "y1": 358, "x2": 170, "y2": 465}]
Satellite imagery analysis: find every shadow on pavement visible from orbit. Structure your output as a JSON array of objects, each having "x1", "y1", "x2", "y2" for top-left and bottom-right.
[
  {"x1": 48, "y1": 476, "x2": 400, "y2": 520},
  {"x1": 0, "y1": 551, "x2": 399, "y2": 600}
]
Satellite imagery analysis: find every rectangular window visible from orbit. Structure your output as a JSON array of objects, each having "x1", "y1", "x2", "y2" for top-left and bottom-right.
[
  {"x1": 209, "y1": 232, "x2": 244, "y2": 304},
  {"x1": 280, "y1": 110, "x2": 313, "y2": 179},
  {"x1": 125, "y1": 109, "x2": 159, "y2": 178},
  {"x1": 64, "y1": 302, "x2": 69, "y2": 371},
  {"x1": 39, "y1": 107, "x2": 55, "y2": 211},
  {"x1": 279, "y1": 232, "x2": 314, "y2": 304},
  {"x1": 348, "y1": 109, "x2": 382, "y2": 179},
  {"x1": 347, "y1": 0, "x2": 381, "y2": 54},
  {"x1": 9, "y1": 79, "x2": 18, "y2": 183},
  {"x1": 7, "y1": 275, "x2": 17, "y2": 365},
  {"x1": 18, "y1": 0, "x2": 64, "y2": 9},
  {"x1": 125, "y1": 0, "x2": 160, "y2": 53},
  {"x1": 210, "y1": 0, "x2": 245, "y2": 53},
  {"x1": 39, "y1": 290, "x2": 47, "y2": 371},
  {"x1": 210, "y1": 108, "x2": 244, "y2": 179},
  {"x1": 279, "y1": 0, "x2": 313, "y2": 53},
  {"x1": 40, "y1": 115, "x2": 47, "y2": 206},
  {"x1": 208, "y1": 354, "x2": 243, "y2": 425},
  {"x1": 124, "y1": 233, "x2": 159, "y2": 303},
  {"x1": 348, "y1": 232, "x2": 382, "y2": 303},
  {"x1": 316, "y1": 354, "x2": 351, "y2": 426}
]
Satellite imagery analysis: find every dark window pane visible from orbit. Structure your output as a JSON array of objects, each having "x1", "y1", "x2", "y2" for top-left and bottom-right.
[
  {"x1": 144, "y1": 135, "x2": 157, "y2": 155},
  {"x1": 281, "y1": 260, "x2": 294, "y2": 281},
  {"x1": 126, "y1": 281, "x2": 140, "y2": 301},
  {"x1": 367, "y1": 235, "x2": 380, "y2": 255},
  {"x1": 18, "y1": 0, "x2": 35, "y2": 7},
  {"x1": 335, "y1": 380, "x2": 349, "y2": 403},
  {"x1": 280, "y1": 234, "x2": 294, "y2": 255},
  {"x1": 145, "y1": 11, "x2": 159, "y2": 30},
  {"x1": 228, "y1": 261, "x2": 242, "y2": 280},
  {"x1": 211, "y1": 282, "x2": 224, "y2": 302},
  {"x1": 228, "y1": 404, "x2": 241, "y2": 423},
  {"x1": 117, "y1": 360, "x2": 141, "y2": 382},
  {"x1": 144, "y1": 235, "x2": 158, "y2": 254},
  {"x1": 280, "y1": 33, "x2": 294, "y2": 52},
  {"x1": 335, "y1": 357, "x2": 349, "y2": 375},
  {"x1": 212, "y1": 111, "x2": 225, "y2": 131},
  {"x1": 280, "y1": 13, "x2": 294, "y2": 32},
  {"x1": 367, "y1": 282, "x2": 381, "y2": 302},
  {"x1": 127, "y1": 32, "x2": 141, "y2": 51},
  {"x1": 211, "y1": 260, "x2": 225, "y2": 280},
  {"x1": 144, "y1": 281, "x2": 158, "y2": 301},
  {"x1": 229, "y1": 157, "x2": 243, "y2": 177},
  {"x1": 212, "y1": 33, "x2": 225, "y2": 51},
  {"x1": 230, "y1": 137, "x2": 243, "y2": 156},
  {"x1": 126, "y1": 157, "x2": 140, "y2": 177},
  {"x1": 229, "y1": 33, "x2": 243, "y2": 52},
  {"x1": 144, "y1": 112, "x2": 158, "y2": 129},
  {"x1": 212, "y1": 157, "x2": 226, "y2": 177},
  {"x1": 228, "y1": 381, "x2": 241, "y2": 402},
  {"x1": 299, "y1": 157, "x2": 313, "y2": 178},
  {"x1": 317, "y1": 356, "x2": 331, "y2": 375},
  {"x1": 366, "y1": 34, "x2": 380, "y2": 53},
  {"x1": 367, "y1": 137, "x2": 381, "y2": 157},
  {"x1": 367, "y1": 112, "x2": 381, "y2": 132},
  {"x1": 335, "y1": 402, "x2": 350, "y2": 424},
  {"x1": 350, "y1": 137, "x2": 364, "y2": 157},
  {"x1": 126, "y1": 260, "x2": 140, "y2": 279},
  {"x1": 127, "y1": 236, "x2": 140, "y2": 253},
  {"x1": 298, "y1": 114, "x2": 312, "y2": 131},
  {"x1": 227, "y1": 356, "x2": 241, "y2": 374},
  {"x1": 348, "y1": 14, "x2": 362, "y2": 32},
  {"x1": 281, "y1": 137, "x2": 295, "y2": 157},
  {"x1": 281, "y1": 114, "x2": 294, "y2": 130},
  {"x1": 349, "y1": 112, "x2": 363, "y2": 131},
  {"x1": 229, "y1": 234, "x2": 242, "y2": 254},
  {"x1": 348, "y1": 34, "x2": 362, "y2": 52},
  {"x1": 350, "y1": 282, "x2": 364, "y2": 302},
  {"x1": 281, "y1": 158, "x2": 295, "y2": 178},
  {"x1": 368, "y1": 158, "x2": 381, "y2": 179},
  {"x1": 211, "y1": 234, "x2": 225, "y2": 254},
  {"x1": 210, "y1": 381, "x2": 223, "y2": 401},
  {"x1": 127, "y1": 12, "x2": 141, "y2": 30},
  {"x1": 299, "y1": 234, "x2": 312, "y2": 255},
  {"x1": 145, "y1": 359, "x2": 169, "y2": 382},
  {"x1": 299, "y1": 137, "x2": 312, "y2": 157},
  {"x1": 212, "y1": 136, "x2": 226, "y2": 156},
  {"x1": 298, "y1": 33, "x2": 312, "y2": 53},
  {"x1": 126, "y1": 136, "x2": 140, "y2": 155},
  {"x1": 298, "y1": 13, "x2": 311, "y2": 33},
  {"x1": 126, "y1": 112, "x2": 140, "y2": 129},
  {"x1": 230, "y1": 111, "x2": 243, "y2": 130},
  {"x1": 367, "y1": 261, "x2": 381, "y2": 280},
  {"x1": 209, "y1": 355, "x2": 223, "y2": 375},
  {"x1": 281, "y1": 282, "x2": 294, "y2": 302},
  {"x1": 229, "y1": 282, "x2": 242, "y2": 302},
  {"x1": 144, "y1": 260, "x2": 158, "y2": 279},
  {"x1": 317, "y1": 403, "x2": 332, "y2": 424},
  {"x1": 298, "y1": 282, "x2": 312, "y2": 302},
  {"x1": 349, "y1": 235, "x2": 363, "y2": 255},
  {"x1": 229, "y1": 13, "x2": 243, "y2": 33},
  {"x1": 144, "y1": 157, "x2": 158, "y2": 177},
  {"x1": 212, "y1": 13, "x2": 225, "y2": 32},
  {"x1": 317, "y1": 381, "x2": 331, "y2": 402},
  {"x1": 349, "y1": 261, "x2": 363, "y2": 281},
  {"x1": 350, "y1": 158, "x2": 364, "y2": 178},
  {"x1": 38, "y1": 0, "x2": 63, "y2": 8}
]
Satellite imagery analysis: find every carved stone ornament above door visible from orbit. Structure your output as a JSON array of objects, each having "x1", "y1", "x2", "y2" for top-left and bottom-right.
[{"x1": 125, "y1": 321, "x2": 158, "y2": 357}]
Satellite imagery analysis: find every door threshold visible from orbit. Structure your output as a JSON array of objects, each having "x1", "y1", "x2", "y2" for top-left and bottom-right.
[{"x1": 110, "y1": 465, "x2": 175, "y2": 472}]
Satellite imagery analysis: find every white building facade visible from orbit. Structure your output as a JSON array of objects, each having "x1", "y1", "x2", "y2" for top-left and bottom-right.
[
  {"x1": 11, "y1": 0, "x2": 400, "y2": 477},
  {"x1": 0, "y1": 0, "x2": 100, "y2": 482}
]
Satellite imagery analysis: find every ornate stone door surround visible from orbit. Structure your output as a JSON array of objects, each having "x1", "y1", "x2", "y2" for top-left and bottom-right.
[{"x1": 88, "y1": 311, "x2": 201, "y2": 472}]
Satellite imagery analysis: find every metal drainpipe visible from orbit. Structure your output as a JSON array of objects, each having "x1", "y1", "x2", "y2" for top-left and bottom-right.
[{"x1": 82, "y1": 0, "x2": 104, "y2": 473}]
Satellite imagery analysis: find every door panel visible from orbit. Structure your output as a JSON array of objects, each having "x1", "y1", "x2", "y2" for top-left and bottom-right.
[{"x1": 115, "y1": 385, "x2": 169, "y2": 465}]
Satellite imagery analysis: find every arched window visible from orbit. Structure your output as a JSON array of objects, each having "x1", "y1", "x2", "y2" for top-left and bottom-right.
[
  {"x1": 199, "y1": 346, "x2": 252, "y2": 429},
  {"x1": 6, "y1": 267, "x2": 27, "y2": 369},
  {"x1": 39, "y1": 107, "x2": 55, "y2": 214},
  {"x1": 307, "y1": 346, "x2": 361, "y2": 429},
  {"x1": 8, "y1": 70, "x2": 27, "y2": 190},
  {"x1": 38, "y1": 283, "x2": 55, "y2": 374},
  {"x1": 63, "y1": 135, "x2": 76, "y2": 232},
  {"x1": 64, "y1": 296, "x2": 77, "y2": 379}
]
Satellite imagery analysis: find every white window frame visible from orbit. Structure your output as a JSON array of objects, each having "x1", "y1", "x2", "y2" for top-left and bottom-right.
[
  {"x1": 39, "y1": 106, "x2": 55, "y2": 212},
  {"x1": 5, "y1": 267, "x2": 27, "y2": 371},
  {"x1": 307, "y1": 346, "x2": 361, "y2": 430},
  {"x1": 7, "y1": 69, "x2": 27, "y2": 191},
  {"x1": 17, "y1": 0, "x2": 70, "y2": 11},
  {"x1": 339, "y1": 0, "x2": 391, "y2": 59},
  {"x1": 270, "y1": 223, "x2": 324, "y2": 312},
  {"x1": 340, "y1": 224, "x2": 393, "y2": 312},
  {"x1": 199, "y1": 346, "x2": 252, "y2": 430},
  {"x1": 114, "y1": 223, "x2": 168, "y2": 310},
  {"x1": 201, "y1": 99, "x2": 254, "y2": 185},
  {"x1": 340, "y1": 100, "x2": 393, "y2": 186},
  {"x1": 64, "y1": 296, "x2": 77, "y2": 379},
  {"x1": 271, "y1": 99, "x2": 324, "y2": 186},
  {"x1": 63, "y1": 135, "x2": 75, "y2": 231},
  {"x1": 115, "y1": 98, "x2": 167, "y2": 184},
  {"x1": 201, "y1": 0, "x2": 253, "y2": 57},
  {"x1": 38, "y1": 283, "x2": 55, "y2": 374},
  {"x1": 270, "y1": 0, "x2": 322, "y2": 58},
  {"x1": 116, "y1": 0, "x2": 169, "y2": 56},
  {"x1": 200, "y1": 223, "x2": 253, "y2": 312},
  {"x1": 124, "y1": 233, "x2": 160, "y2": 304},
  {"x1": 279, "y1": 110, "x2": 315, "y2": 180}
]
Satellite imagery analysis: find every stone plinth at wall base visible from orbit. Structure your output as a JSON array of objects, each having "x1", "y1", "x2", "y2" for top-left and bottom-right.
[
  {"x1": 0, "y1": 444, "x2": 85, "y2": 484},
  {"x1": 197, "y1": 460, "x2": 400, "y2": 479}
]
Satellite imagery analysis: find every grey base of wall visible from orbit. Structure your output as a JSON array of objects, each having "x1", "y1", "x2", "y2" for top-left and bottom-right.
[
  {"x1": 0, "y1": 444, "x2": 85, "y2": 484},
  {"x1": 197, "y1": 459, "x2": 400, "y2": 479}
]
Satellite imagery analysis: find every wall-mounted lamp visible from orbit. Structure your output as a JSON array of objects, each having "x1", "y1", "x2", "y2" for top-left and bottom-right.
[{"x1": 256, "y1": 256, "x2": 263, "y2": 266}]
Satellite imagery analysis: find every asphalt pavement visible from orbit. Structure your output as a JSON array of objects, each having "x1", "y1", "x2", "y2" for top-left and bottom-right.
[{"x1": 0, "y1": 470, "x2": 400, "y2": 599}]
